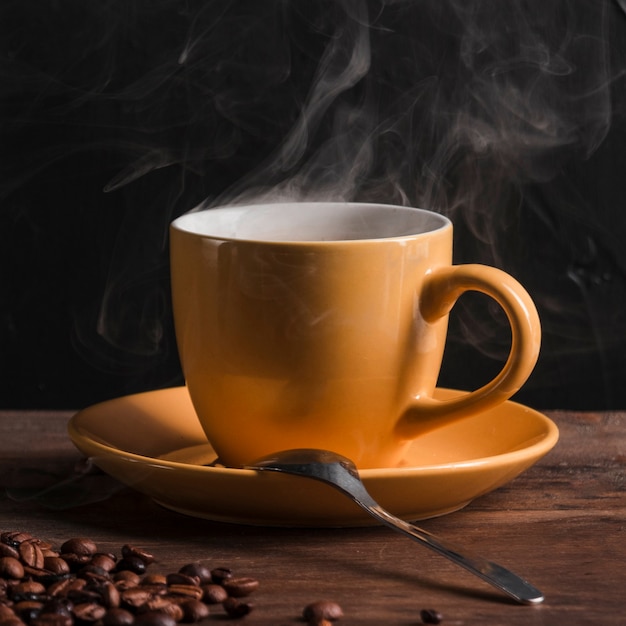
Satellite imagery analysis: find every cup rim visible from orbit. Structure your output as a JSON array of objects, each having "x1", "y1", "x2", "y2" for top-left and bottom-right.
[{"x1": 170, "y1": 201, "x2": 451, "y2": 244}]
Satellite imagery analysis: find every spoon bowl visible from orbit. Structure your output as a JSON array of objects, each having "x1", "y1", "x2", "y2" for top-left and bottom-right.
[{"x1": 246, "y1": 448, "x2": 544, "y2": 605}]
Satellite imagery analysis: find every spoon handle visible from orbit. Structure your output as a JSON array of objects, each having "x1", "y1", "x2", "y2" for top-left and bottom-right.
[{"x1": 353, "y1": 493, "x2": 544, "y2": 605}]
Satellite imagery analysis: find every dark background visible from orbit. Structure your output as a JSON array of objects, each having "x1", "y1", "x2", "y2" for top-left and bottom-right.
[{"x1": 2, "y1": 0, "x2": 626, "y2": 411}]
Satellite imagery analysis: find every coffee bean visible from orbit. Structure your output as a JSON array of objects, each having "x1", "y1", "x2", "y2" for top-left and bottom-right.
[
  {"x1": 18, "y1": 544, "x2": 44, "y2": 570},
  {"x1": 67, "y1": 590, "x2": 103, "y2": 607},
  {"x1": 42, "y1": 558, "x2": 70, "y2": 577},
  {"x1": 10, "y1": 582, "x2": 46, "y2": 597},
  {"x1": 120, "y1": 588, "x2": 153, "y2": 609},
  {"x1": 112, "y1": 572, "x2": 141, "y2": 591},
  {"x1": 420, "y1": 608, "x2": 443, "y2": 624},
  {"x1": 200, "y1": 584, "x2": 227, "y2": 605},
  {"x1": 208, "y1": 567, "x2": 232, "y2": 585},
  {"x1": 164, "y1": 574, "x2": 198, "y2": 588},
  {"x1": 133, "y1": 612, "x2": 176, "y2": 626},
  {"x1": 222, "y1": 577, "x2": 259, "y2": 598},
  {"x1": 99, "y1": 582, "x2": 121, "y2": 609},
  {"x1": 22, "y1": 567, "x2": 53, "y2": 583},
  {"x1": 90, "y1": 554, "x2": 117, "y2": 573},
  {"x1": 303, "y1": 600, "x2": 344, "y2": 623},
  {"x1": 115, "y1": 558, "x2": 146, "y2": 577},
  {"x1": 138, "y1": 598, "x2": 183, "y2": 623},
  {"x1": 178, "y1": 599, "x2": 208, "y2": 623},
  {"x1": 176, "y1": 565, "x2": 211, "y2": 586},
  {"x1": 60, "y1": 539, "x2": 97, "y2": 559},
  {"x1": 0, "y1": 618, "x2": 28, "y2": 626},
  {"x1": 0, "y1": 557, "x2": 25, "y2": 580},
  {"x1": 140, "y1": 575, "x2": 167, "y2": 587},
  {"x1": 0, "y1": 544, "x2": 20, "y2": 560},
  {"x1": 222, "y1": 597, "x2": 253, "y2": 618},
  {"x1": 121, "y1": 547, "x2": 155, "y2": 567},
  {"x1": 13, "y1": 601, "x2": 44, "y2": 622},
  {"x1": 40, "y1": 599, "x2": 74, "y2": 618},
  {"x1": 73, "y1": 602, "x2": 106, "y2": 623},
  {"x1": 59, "y1": 554, "x2": 91, "y2": 573},
  {"x1": 101, "y1": 608, "x2": 135, "y2": 626},
  {"x1": 165, "y1": 586, "x2": 202, "y2": 601},
  {"x1": 0, "y1": 604, "x2": 17, "y2": 620},
  {"x1": 52, "y1": 578, "x2": 88, "y2": 600},
  {"x1": 78, "y1": 565, "x2": 111, "y2": 584},
  {"x1": 30, "y1": 613, "x2": 72, "y2": 626},
  {"x1": 1, "y1": 532, "x2": 33, "y2": 548}
]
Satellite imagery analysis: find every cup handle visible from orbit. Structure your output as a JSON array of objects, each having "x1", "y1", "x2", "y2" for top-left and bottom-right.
[{"x1": 395, "y1": 264, "x2": 541, "y2": 440}]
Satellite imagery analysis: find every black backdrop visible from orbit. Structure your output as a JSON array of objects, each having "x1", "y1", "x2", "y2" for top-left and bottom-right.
[{"x1": 2, "y1": 0, "x2": 626, "y2": 411}]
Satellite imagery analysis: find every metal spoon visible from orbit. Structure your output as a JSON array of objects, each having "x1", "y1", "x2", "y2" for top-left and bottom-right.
[{"x1": 246, "y1": 448, "x2": 544, "y2": 605}]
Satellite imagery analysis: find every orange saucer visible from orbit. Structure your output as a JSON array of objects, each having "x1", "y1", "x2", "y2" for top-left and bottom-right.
[{"x1": 68, "y1": 387, "x2": 558, "y2": 527}]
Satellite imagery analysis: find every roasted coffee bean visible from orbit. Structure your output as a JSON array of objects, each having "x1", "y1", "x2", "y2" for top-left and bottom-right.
[
  {"x1": 79, "y1": 566, "x2": 111, "y2": 584},
  {"x1": 48, "y1": 577, "x2": 87, "y2": 598},
  {"x1": 119, "y1": 588, "x2": 153, "y2": 609},
  {"x1": 135, "y1": 585, "x2": 166, "y2": 599},
  {"x1": 21, "y1": 568, "x2": 52, "y2": 583},
  {"x1": 178, "y1": 599, "x2": 208, "y2": 623},
  {"x1": 420, "y1": 608, "x2": 443, "y2": 624},
  {"x1": 10, "y1": 582, "x2": 46, "y2": 598},
  {"x1": 200, "y1": 585, "x2": 227, "y2": 605},
  {"x1": 9, "y1": 595, "x2": 48, "y2": 607},
  {"x1": 42, "y1": 558, "x2": 70, "y2": 577},
  {"x1": 120, "y1": 547, "x2": 154, "y2": 567},
  {"x1": 72, "y1": 602, "x2": 106, "y2": 623},
  {"x1": 40, "y1": 599, "x2": 74, "y2": 618},
  {"x1": 115, "y1": 558, "x2": 146, "y2": 577},
  {"x1": 0, "y1": 618, "x2": 27, "y2": 626},
  {"x1": 18, "y1": 544, "x2": 44, "y2": 570},
  {"x1": 101, "y1": 608, "x2": 135, "y2": 626},
  {"x1": 30, "y1": 613, "x2": 72, "y2": 626},
  {"x1": 139, "y1": 598, "x2": 183, "y2": 623},
  {"x1": 208, "y1": 567, "x2": 231, "y2": 585},
  {"x1": 176, "y1": 565, "x2": 211, "y2": 586},
  {"x1": 164, "y1": 586, "x2": 202, "y2": 601},
  {"x1": 90, "y1": 555, "x2": 117, "y2": 573},
  {"x1": 140, "y1": 576, "x2": 167, "y2": 587},
  {"x1": 222, "y1": 577, "x2": 259, "y2": 598},
  {"x1": 13, "y1": 601, "x2": 43, "y2": 622},
  {"x1": 0, "y1": 544, "x2": 20, "y2": 560},
  {"x1": 0, "y1": 558, "x2": 25, "y2": 580},
  {"x1": 60, "y1": 539, "x2": 97, "y2": 559},
  {"x1": 99, "y1": 582, "x2": 121, "y2": 609},
  {"x1": 0, "y1": 605, "x2": 17, "y2": 620},
  {"x1": 164, "y1": 574, "x2": 197, "y2": 588},
  {"x1": 67, "y1": 589, "x2": 102, "y2": 607},
  {"x1": 222, "y1": 597, "x2": 253, "y2": 619},
  {"x1": 1, "y1": 532, "x2": 33, "y2": 548},
  {"x1": 59, "y1": 554, "x2": 91, "y2": 573},
  {"x1": 303, "y1": 600, "x2": 344, "y2": 623},
  {"x1": 133, "y1": 611, "x2": 176, "y2": 626},
  {"x1": 112, "y1": 572, "x2": 141, "y2": 591}
]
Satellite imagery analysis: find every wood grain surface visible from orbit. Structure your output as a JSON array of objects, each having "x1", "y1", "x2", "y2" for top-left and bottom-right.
[{"x1": 1, "y1": 407, "x2": 624, "y2": 625}]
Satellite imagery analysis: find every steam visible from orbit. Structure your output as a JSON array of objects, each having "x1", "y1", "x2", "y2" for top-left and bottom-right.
[{"x1": 2, "y1": 0, "x2": 626, "y2": 407}]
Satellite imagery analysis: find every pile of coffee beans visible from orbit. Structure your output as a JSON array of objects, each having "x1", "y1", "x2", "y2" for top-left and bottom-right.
[
  {"x1": 0, "y1": 531, "x2": 258, "y2": 624},
  {"x1": 1, "y1": 529, "x2": 441, "y2": 624}
]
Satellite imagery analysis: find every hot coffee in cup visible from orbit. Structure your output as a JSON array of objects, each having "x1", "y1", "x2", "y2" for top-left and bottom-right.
[{"x1": 170, "y1": 202, "x2": 540, "y2": 469}]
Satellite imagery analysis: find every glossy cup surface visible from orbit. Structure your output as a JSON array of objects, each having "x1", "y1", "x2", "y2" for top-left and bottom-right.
[{"x1": 170, "y1": 202, "x2": 540, "y2": 468}]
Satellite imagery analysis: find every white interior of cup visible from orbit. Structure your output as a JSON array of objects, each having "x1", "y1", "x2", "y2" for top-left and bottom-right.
[{"x1": 171, "y1": 202, "x2": 449, "y2": 242}]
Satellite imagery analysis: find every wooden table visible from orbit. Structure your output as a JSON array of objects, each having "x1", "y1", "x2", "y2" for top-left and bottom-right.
[{"x1": 1, "y1": 407, "x2": 624, "y2": 625}]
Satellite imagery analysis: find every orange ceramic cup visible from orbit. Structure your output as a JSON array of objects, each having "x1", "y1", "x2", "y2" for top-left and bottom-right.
[{"x1": 170, "y1": 202, "x2": 541, "y2": 469}]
